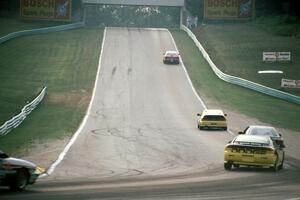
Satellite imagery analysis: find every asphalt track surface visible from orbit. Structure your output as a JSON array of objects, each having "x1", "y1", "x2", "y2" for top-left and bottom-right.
[{"x1": 1, "y1": 28, "x2": 300, "y2": 199}]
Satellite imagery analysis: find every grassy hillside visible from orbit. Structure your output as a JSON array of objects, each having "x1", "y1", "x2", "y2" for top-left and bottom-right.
[
  {"x1": 172, "y1": 30, "x2": 300, "y2": 132},
  {"x1": 0, "y1": 26, "x2": 103, "y2": 155},
  {"x1": 193, "y1": 19, "x2": 300, "y2": 96},
  {"x1": 0, "y1": 18, "x2": 62, "y2": 37}
]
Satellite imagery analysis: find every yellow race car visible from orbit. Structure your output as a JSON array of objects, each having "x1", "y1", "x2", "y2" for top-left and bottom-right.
[
  {"x1": 224, "y1": 135, "x2": 285, "y2": 171},
  {"x1": 197, "y1": 109, "x2": 227, "y2": 130}
]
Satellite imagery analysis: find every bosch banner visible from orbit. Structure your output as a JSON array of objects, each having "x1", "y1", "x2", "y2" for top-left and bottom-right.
[
  {"x1": 204, "y1": 0, "x2": 255, "y2": 20},
  {"x1": 20, "y1": 0, "x2": 72, "y2": 21}
]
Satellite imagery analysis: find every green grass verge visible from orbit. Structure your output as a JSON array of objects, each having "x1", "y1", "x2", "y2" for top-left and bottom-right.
[
  {"x1": 250, "y1": 15, "x2": 300, "y2": 37},
  {"x1": 0, "y1": 18, "x2": 63, "y2": 37},
  {"x1": 193, "y1": 21, "x2": 300, "y2": 96},
  {"x1": 0, "y1": 27, "x2": 103, "y2": 155},
  {"x1": 172, "y1": 30, "x2": 300, "y2": 132}
]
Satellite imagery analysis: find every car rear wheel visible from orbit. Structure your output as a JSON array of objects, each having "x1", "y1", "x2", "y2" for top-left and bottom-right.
[
  {"x1": 271, "y1": 155, "x2": 279, "y2": 172},
  {"x1": 10, "y1": 169, "x2": 28, "y2": 191},
  {"x1": 233, "y1": 164, "x2": 240, "y2": 168},
  {"x1": 278, "y1": 153, "x2": 284, "y2": 170},
  {"x1": 224, "y1": 162, "x2": 232, "y2": 170}
]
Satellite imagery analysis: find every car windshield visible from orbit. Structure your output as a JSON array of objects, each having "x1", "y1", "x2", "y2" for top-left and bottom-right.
[
  {"x1": 233, "y1": 141, "x2": 270, "y2": 147},
  {"x1": 203, "y1": 115, "x2": 226, "y2": 121},
  {"x1": 248, "y1": 127, "x2": 279, "y2": 137},
  {"x1": 166, "y1": 52, "x2": 178, "y2": 56}
]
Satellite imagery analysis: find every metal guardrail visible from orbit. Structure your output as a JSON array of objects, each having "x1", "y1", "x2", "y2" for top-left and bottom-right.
[
  {"x1": 0, "y1": 87, "x2": 47, "y2": 136},
  {"x1": 0, "y1": 22, "x2": 84, "y2": 44},
  {"x1": 181, "y1": 25, "x2": 300, "y2": 105},
  {"x1": 0, "y1": 22, "x2": 84, "y2": 136}
]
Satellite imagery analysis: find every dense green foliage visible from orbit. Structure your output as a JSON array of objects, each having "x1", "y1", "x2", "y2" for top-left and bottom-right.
[
  {"x1": 85, "y1": 5, "x2": 180, "y2": 28},
  {"x1": 185, "y1": 0, "x2": 203, "y2": 19}
]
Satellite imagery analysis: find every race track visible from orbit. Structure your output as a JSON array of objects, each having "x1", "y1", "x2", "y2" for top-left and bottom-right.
[
  {"x1": 1, "y1": 28, "x2": 300, "y2": 200},
  {"x1": 49, "y1": 27, "x2": 232, "y2": 179}
]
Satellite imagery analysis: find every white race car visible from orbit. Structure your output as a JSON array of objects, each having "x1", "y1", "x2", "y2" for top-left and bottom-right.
[
  {"x1": 239, "y1": 125, "x2": 285, "y2": 147},
  {"x1": 0, "y1": 151, "x2": 45, "y2": 190}
]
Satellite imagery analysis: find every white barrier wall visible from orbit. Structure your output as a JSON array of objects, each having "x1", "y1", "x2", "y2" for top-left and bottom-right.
[
  {"x1": 0, "y1": 87, "x2": 47, "y2": 136},
  {"x1": 0, "y1": 22, "x2": 85, "y2": 136},
  {"x1": 0, "y1": 22, "x2": 84, "y2": 44},
  {"x1": 180, "y1": 25, "x2": 300, "y2": 105}
]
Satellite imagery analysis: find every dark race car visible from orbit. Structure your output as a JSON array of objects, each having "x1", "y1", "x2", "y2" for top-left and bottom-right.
[{"x1": 0, "y1": 151, "x2": 45, "y2": 190}]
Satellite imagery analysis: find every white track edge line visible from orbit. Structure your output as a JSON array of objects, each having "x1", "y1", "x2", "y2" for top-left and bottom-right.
[
  {"x1": 167, "y1": 29, "x2": 207, "y2": 110},
  {"x1": 41, "y1": 27, "x2": 234, "y2": 179},
  {"x1": 167, "y1": 29, "x2": 236, "y2": 136},
  {"x1": 40, "y1": 28, "x2": 107, "y2": 178}
]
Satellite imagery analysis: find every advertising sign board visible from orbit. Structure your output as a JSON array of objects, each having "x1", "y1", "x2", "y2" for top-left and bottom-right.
[
  {"x1": 277, "y1": 52, "x2": 291, "y2": 61},
  {"x1": 263, "y1": 52, "x2": 291, "y2": 62},
  {"x1": 204, "y1": 0, "x2": 255, "y2": 20},
  {"x1": 20, "y1": 0, "x2": 72, "y2": 21},
  {"x1": 281, "y1": 79, "x2": 300, "y2": 89}
]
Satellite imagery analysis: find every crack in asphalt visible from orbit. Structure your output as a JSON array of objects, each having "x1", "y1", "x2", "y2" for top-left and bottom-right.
[{"x1": 89, "y1": 125, "x2": 208, "y2": 172}]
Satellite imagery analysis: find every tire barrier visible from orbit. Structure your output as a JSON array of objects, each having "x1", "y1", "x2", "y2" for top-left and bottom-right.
[
  {"x1": 0, "y1": 87, "x2": 47, "y2": 136},
  {"x1": 181, "y1": 25, "x2": 300, "y2": 105},
  {"x1": 0, "y1": 22, "x2": 84, "y2": 44}
]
